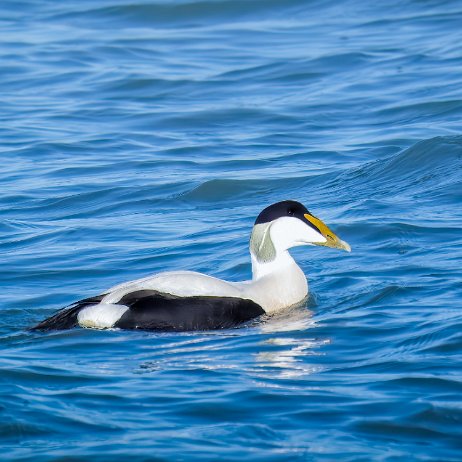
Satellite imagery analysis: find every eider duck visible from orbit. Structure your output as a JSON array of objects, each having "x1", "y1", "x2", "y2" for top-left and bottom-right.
[{"x1": 32, "y1": 200, "x2": 350, "y2": 332}]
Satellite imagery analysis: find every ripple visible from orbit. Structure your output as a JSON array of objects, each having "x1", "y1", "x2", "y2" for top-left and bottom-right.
[{"x1": 2, "y1": 0, "x2": 462, "y2": 460}]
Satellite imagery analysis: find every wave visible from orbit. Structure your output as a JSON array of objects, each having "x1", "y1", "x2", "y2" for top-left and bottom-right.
[
  {"x1": 47, "y1": 0, "x2": 310, "y2": 27},
  {"x1": 326, "y1": 135, "x2": 462, "y2": 205}
]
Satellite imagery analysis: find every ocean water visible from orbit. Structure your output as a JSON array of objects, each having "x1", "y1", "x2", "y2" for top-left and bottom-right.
[{"x1": 1, "y1": 0, "x2": 462, "y2": 460}]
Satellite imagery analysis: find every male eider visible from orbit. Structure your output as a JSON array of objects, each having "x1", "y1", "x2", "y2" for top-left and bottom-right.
[{"x1": 32, "y1": 200, "x2": 350, "y2": 332}]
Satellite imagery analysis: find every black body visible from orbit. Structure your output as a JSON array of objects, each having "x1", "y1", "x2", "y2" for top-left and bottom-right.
[
  {"x1": 115, "y1": 290, "x2": 264, "y2": 331},
  {"x1": 31, "y1": 291, "x2": 265, "y2": 332}
]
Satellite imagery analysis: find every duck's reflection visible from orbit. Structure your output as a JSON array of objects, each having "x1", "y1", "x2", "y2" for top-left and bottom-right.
[
  {"x1": 253, "y1": 306, "x2": 328, "y2": 379},
  {"x1": 137, "y1": 304, "x2": 328, "y2": 380}
]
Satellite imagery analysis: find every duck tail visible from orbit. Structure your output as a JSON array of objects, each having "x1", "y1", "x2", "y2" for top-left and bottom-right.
[{"x1": 30, "y1": 295, "x2": 105, "y2": 331}]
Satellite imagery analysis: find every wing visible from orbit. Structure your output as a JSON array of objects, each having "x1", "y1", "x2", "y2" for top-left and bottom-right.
[
  {"x1": 103, "y1": 271, "x2": 244, "y2": 303},
  {"x1": 114, "y1": 290, "x2": 265, "y2": 331}
]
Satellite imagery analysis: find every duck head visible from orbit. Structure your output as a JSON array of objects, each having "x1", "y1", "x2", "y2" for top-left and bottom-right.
[{"x1": 250, "y1": 200, "x2": 350, "y2": 263}]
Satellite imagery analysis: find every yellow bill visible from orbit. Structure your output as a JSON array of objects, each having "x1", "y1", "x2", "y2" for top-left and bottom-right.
[{"x1": 304, "y1": 213, "x2": 351, "y2": 252}]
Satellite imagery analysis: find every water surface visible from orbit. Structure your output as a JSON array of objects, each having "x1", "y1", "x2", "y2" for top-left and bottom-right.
[{"x1": 1, "y1": 1, "x2": 462, "y2": 460}]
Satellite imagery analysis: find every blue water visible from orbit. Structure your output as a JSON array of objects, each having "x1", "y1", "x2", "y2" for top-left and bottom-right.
[{"x1": 1, "y1": 0, "x2": 462, "y2": 460}]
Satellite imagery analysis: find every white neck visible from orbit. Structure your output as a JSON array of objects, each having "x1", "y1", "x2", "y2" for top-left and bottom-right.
[
  {"x1": 249, "y1": 222, "x2": 303, "y2": 280},
  {"x1": 251, "y1": 249, "x2": 296, "y2": 280},
  {"x1": 245, "y1": 248, "x2": 308, "y2": 313},
  {"x1": 245, "y1": 223, "x2": 309, "y2": 313}
]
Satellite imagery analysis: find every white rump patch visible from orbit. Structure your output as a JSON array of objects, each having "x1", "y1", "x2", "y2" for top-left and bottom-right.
[{"x1": 77, "y1": 303, "x2": 129, "y2": 329}]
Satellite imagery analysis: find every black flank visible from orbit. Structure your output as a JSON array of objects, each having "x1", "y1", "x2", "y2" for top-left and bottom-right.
[{"x1": 115, "y1": 290, "x2": 265, "y2": 331}]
